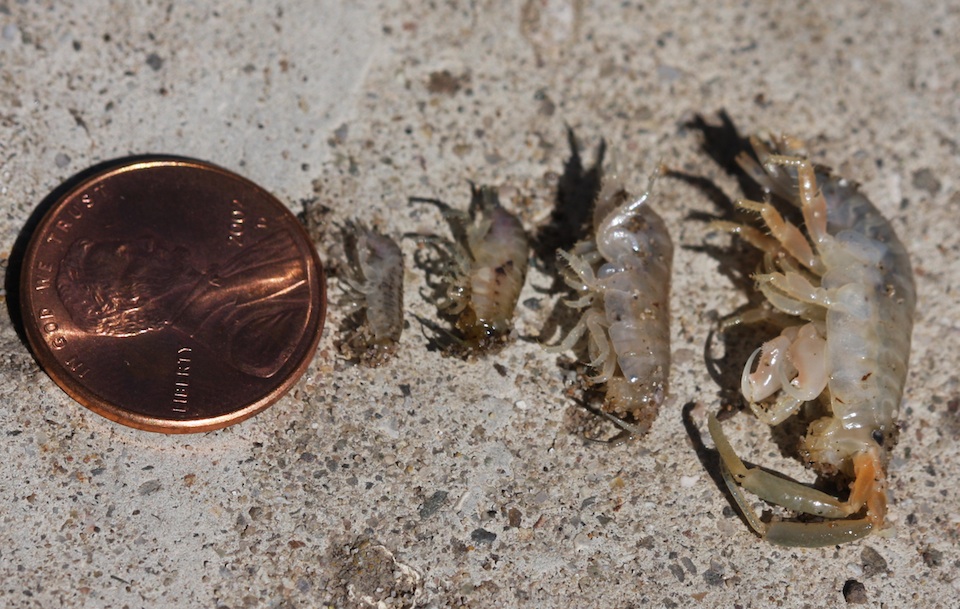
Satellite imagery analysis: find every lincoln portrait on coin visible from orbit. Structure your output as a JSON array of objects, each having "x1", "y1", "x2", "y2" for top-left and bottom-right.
[{"x1": 56, "y1": 231, "x2": 310, "y2": 378}]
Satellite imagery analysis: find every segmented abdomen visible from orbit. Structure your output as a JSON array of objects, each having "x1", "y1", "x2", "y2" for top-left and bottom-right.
[
  {"x1": 598, "y1": 204, "x2": 673, "y2": 419},
  {"x1": 358, "y1": 229, "x2": 405, "y2": 345},
  {"x1": 814, "y1": 175, "x2": 915, "y2": 463},
  {"x1": 465, "y1": 203, "x2": 529, "y2": 339}
]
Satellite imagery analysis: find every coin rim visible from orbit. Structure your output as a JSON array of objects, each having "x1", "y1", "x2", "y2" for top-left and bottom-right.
[{"x1": 20, "y1": 157, "x2": 326, "y2": 434}]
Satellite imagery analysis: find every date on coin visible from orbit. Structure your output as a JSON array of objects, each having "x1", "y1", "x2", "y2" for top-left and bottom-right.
[{"x1": 20, "y1": 158, "x2": 326, "y2": 433}]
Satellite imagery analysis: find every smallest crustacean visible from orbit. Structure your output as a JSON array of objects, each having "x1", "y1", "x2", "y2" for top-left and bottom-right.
[
  {"x1": 337, "y1": 221, "x2": 405, "y2": 366},
  {"x1": 409, "y1": 184, "x2": 530, "y2": 356},
  {"x1": 550, "y1": 166, "x2": 673, "y2": 439}
]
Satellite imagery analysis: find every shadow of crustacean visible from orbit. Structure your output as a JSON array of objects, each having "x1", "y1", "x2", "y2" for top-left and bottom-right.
[
  {"x1": 666, "y1": 112, "x2": 768, "y2": 413},
  {"x1": 534, "y1": 127, "x2": 604, "y2": 352},
  {"x1": 678, "y1": 110, "x2": 818, "y2": 465},
  {"x1": 532, "y1": 126, "x2": 604, "y2": 276},
  {"x1": 684, "y1": 109, "x2": 764, "y2": 201},
  {"x1": 682, "y1": 401, "x2": 726, "y2": 492}
]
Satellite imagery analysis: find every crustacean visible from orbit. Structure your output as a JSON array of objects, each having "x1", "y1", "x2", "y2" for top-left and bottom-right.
[
  {"x1": 550, "y1": 166, "x2": 673, "y2": 439},
  {"x1": 409, "y1": 185, "x2": 529, "y2": 356},
  {"x1": 336, "y1": 221, "x2": 405, "y2": 366},
  {"x1": 708, "y1": 134, "x2": 916, "y2": 546}
]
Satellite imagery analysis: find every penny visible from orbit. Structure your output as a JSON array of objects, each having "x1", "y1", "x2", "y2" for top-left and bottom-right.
[{"x1": 20, "y1": 158, "x2": 326, "y2": 433}]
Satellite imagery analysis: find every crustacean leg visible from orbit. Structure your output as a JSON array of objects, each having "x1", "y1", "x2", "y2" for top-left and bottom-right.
[
  {"x1": 556, "y1": 249, "x2": 599, "y2": 308},
  {"x1": 754, "y1": 270, "x2": 830, "y2": 309},
  {"x1": 708, "y1": 208, "x2": 821, "y2": 327},
  {"x1": 545, "y1": 305, "x2": 610, "y2": 368},
  {"x1": 741, "y1": 322, "x2": 827, "y2": 425},
  {"x1": 735, "y1": 135, "x2": 810, "y2": 202},
  {"x1": 734, "y1": 199, "x2": 822, "y2": 274},
  {"x1": 546, "y1": 250, "x2": 599, "y2": 353},
  {"x1": 762, "y1": 154, "x2": 829, "y2": 246},
  {"x1": 568, "y1": 309, "x2": 612, "y2": 382},
  {"x1": 408, "y1": 233, "x2": 472, "y2": 316},
  {"x1": 709, "y1": 220, "x2": 780, "y2": 255},
  {"x1": 708, "y1": 414, "x2": 883, "y2": 547},
  {"x1": 551, "y1": 248, "x2": 615, "y2": 376},
  {"x1": 708, "y1": 218, "x2": 796, "y2": 329},
  {"x1": 546, "y1": 311, "x2": 588, "y2": 354},
  {"x1": 723, "y1": 147, "x2": 832, "y2": 276}
]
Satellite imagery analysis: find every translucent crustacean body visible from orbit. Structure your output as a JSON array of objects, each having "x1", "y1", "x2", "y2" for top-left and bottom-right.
[
  {"x1": 708, "y1": 135, "x2": 916, "y2": 547},
  {"x1": 411, "y1": 185, "x2": 530, "y2": 354},
  {"x1": 551, "y1": 168, "x2": 673, "y2": 438},
  {"x1": 338, "y1": 221, "x2": 404, "y2": 366}
]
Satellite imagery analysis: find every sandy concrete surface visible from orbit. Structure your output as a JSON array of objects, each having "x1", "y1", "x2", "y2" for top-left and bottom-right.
[{"x1": 1, "y1": 1, "x2": 958, "y2": 607}]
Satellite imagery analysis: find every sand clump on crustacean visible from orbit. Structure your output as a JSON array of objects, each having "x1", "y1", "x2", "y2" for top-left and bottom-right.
[{"x1": 708, "y1": 133, "x2": 916, "y2": 547}]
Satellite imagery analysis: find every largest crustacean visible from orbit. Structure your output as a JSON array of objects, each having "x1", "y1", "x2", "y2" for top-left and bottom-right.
[{"x1": 708, "y1": 135, "x2": 916, "y2": 546}]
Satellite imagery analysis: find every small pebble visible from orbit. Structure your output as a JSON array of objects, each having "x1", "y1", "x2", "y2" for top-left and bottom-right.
[
  {"x1": 921, "y1": 548, "x2": 943, "y2": 568},
  {"x1": 2, "y1": 23, "x2": 19, "y2": 42},
  {"x1": 146, "y1": 52, "x2": 164, "y2": 71},
  {"x1": 842, "y1": 579, "x2": 868, "y2": 604},
  {"x1": 470, "y1": 528, "x2": 497, "y2": 544},
  {"x1": 860, "y1": 546, "x2": 888, "y2": 578},
  {"x1": 846, "y1": 563, "x2": 864, "y2": 577}
]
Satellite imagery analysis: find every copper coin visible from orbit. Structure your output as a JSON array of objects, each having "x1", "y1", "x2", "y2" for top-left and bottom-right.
[{"x1": 20, "y1": 158, "x2": 326, "y2": 433}]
